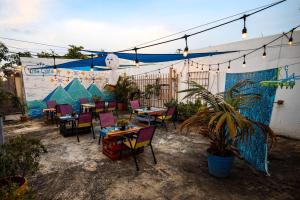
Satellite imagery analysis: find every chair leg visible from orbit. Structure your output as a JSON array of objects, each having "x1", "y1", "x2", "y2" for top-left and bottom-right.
[
  {"x1": 163, "y1": 121, "x2": 168, "y2": 131},
  {"x1": 98, "y1": 135, "x2": 102, "y2": 145},
  {"x1": 150, "y1": 144, "x2": 157, "y2": 164},
  {"x1": 75, "y1": 124, "x2": 79, "y2": 142},
  {"x1": 133, "y1": 150, "x2": 139, "y2": 171},
  {"x1": 91, "y1": 124, "x2": 95, "y2": 139}
]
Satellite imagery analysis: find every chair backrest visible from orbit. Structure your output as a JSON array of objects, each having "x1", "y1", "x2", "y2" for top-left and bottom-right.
[
  {"x1": 95, "y1": 101, "x2": 105, "y2": 109},
  {"x1": 130, "y1": 100, "x2": 140, "y2": 110},
  {"x1": 78, "y1": 112, "x2": 92, "y2": 128},
  {"x1": 47, "y1": 100, "x2": 56, "y2": 109},
  {"x1": 166, "y1": 106, "x2": 176, "y2": 117},
  {"x1": 79, "y1": 98, "x2": 89, "y2": 104},
  {"x1": 108, "y1": 101, "x2": 116, "y2": 108},
  {"x1": 99, "y1": 112, "x2": 115, "y2": 128},
  {"x1": 136, "y1": 126, "x2": 156, "y2": 146},
  {"x1": 57, "y1": 104, "x2": 72, "y2": 116}
]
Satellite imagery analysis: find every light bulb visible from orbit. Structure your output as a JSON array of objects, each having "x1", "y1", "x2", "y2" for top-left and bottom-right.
[
  {"x1": 90, "y1": 68, "x2": 94, "y2": 72},
  {"x1": 183, "y1": 47, "x2": 188, "y2": 57},
  {"x1": 53, "y1": 68, "x2": 57, "y2": 74},
  {"x1": 288, "y1": 37, "x2": 293, "y2": 46},
  {"x1": 242, "y1": 28, "x2": 247, "y2": 39},
  {"x1": 135, "y1": 60, "x2": 140, "y2": 67},
  {"x1": 242, "y1": 62, "x2": 246, "y2": 68},
  {"x1": 241, "y1": 15, "x2": 247, "y2": 39}
]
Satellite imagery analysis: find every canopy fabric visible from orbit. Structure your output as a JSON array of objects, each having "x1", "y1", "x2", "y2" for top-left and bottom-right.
[{"x1": 38, "y1": 51, "x2": 236, "y2": 71}]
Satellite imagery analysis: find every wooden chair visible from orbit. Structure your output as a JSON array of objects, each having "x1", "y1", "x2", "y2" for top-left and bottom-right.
[
  {"x1": 46, "y1": 100, "x2": 57, "y2": 109},
  {"x1": 121, "y1": 126, "x2": 157, "y2": 171},
  {"x1": 129, "y1": 100, "x2": 140, "y2": 120},
  {"x1": 76, "y1": 112, "x2": 94, "y2": 142},
  {"x1": 94, "y1": 101, "x2": 105, "y2": 117},
  {"x1": 98, "y1": 112, "x2": 116, "y2": 144},
  {"x1": 155, "y1": 107, "x2": 177, "y2": 131}
]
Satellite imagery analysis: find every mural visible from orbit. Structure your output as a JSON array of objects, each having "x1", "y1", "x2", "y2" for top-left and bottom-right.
[{"x1": 23, "y1": 64, "x2": 115, "y2": 118}]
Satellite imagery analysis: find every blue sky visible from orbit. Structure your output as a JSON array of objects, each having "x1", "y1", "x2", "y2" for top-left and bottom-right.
[{"x1": 0, "y1": 0, "x2": 299, "y2": 54}]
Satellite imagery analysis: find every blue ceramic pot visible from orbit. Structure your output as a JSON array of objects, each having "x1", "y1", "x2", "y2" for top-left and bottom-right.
[{"x1": 207, "y1": 153, "x2": 234, "y2": 178}]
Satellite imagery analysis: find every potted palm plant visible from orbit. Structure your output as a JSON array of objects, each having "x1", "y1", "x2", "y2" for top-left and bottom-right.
[
  {"x1": 115, "y1": 76, "x2": 139, "y2": 111},
  {"x1": 0, "y1": 135, "x2": 47, "y2": 198},
  {"x1": 179, "y1": 80, "x2": 275, "y2": 177}
]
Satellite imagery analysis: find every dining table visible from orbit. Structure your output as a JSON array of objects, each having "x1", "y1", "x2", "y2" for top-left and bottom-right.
[
  {"x1": 42, "y1": 108, "x2": 56, "y2": 124},
  {"x1": 81, "y1": 103, "x2": 96, "y2": 113},
  {"x1": 99, "y1": 125, "x2": 142, "y2": 160},
  {"x1": 134, "y1": 107, "x2": 166, "y2": 125},
  {"x1": 59, "y1": 115, "x2": 78, "y2": 136}
]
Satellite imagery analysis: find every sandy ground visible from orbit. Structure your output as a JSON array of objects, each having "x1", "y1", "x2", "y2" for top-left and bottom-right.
[{"x1": 3, "y1": 119, "x2": 300, "y2": 200}]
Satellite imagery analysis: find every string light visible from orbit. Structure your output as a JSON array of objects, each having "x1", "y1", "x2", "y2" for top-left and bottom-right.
[
  {"x1": 242, "y1": 15, "x2": 248, "y2": 39},
  {"x1": 53, "y1": 55, "x2": 57, "y2": 74},
  {"x1": 201, "y1": 64, "x2": 204, "y2": 71},
  {"x1": 183, "y1": 35, "x2": 189, "y2": 57},
  {"x1": 208, "y1": 64, "x2": 211, "y2": 71},
  {"x1": 288, "y1": 30, "x2": 294, "y2": 46},
  {"x1": 159, "y1": 69, "x2": 161, "y2": 74},
  {"x1": 196, "y1": 63, "x2": 199, "y2": 69},
  {"x1": 217, "y1": 63, "x2": 220, "y2": 71},
  {"x1": 134, "y1": 47, "x2": 139, "y2": 67},
  {"x1": 242, "y1": 54, "x2": 246, "y2": 67},
  {"x1": 17, "y1": 53, "x2": 22, "y2": 67},
  {"x1": 262, "y1": 45, "x2": 266, "y2": 58},
  {"x1": 227, "y1": 60, "x2": 231, "y2": 71},
  {"x1": 90, "y1": 54, "x2": 94, "y2": 72}
]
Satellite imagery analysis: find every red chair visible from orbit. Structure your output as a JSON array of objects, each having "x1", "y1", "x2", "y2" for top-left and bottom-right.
[
  {"x1": 76, "y1": 112, "x2": 94, "y2": 142},
  {"x1": 122, "y1": 126, "x2": 157, "y2": 171},
  {"x1": 46, "y1": 100, "x2": 56, "y2": 109},
  {"x1": 79, "y1": 98, "x2": 89, "y2": 104},
  {"x1": 57, "y1": 104, "x2": 72, "y2": 117},
  {"x1": 129, "y1": 100, "x2": 140, "y2": 120},
  {"x1": 95, "y1": 101, "x2": 105, "y2": 115},
  {"x1": 98, "y1": 112, "x2": 116, "y2": 144},
  {"x1": 155, "y1": 107, "x2": 177, "y2": 131},
  {"x1": 107, "y1": 101, "x2": 117, "y2": 116}
]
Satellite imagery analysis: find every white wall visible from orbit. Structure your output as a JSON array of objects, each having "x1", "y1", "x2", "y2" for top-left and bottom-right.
[{"x1": 123, "y1": 30, "x2": 300, "y2": 139}]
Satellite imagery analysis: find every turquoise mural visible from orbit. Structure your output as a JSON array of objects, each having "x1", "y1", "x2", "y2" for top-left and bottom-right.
[{"x1": 225, "y1": 68, "x2": 278, "y2": 173}]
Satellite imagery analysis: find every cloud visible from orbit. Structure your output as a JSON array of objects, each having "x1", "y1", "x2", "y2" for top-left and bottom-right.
[
  {"x1": 16, "y1": 18, "x2": 176, "y2": 53},
  {"x1": 0, "y1": 0, "x2": 50, "y2": 29}
]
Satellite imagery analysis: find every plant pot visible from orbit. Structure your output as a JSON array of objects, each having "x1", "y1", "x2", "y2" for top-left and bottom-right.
[
  {"x1": 117, "y1": 103, "x2": 126, "y2": 111},
  {"x1": 0, "y1": 176, "x2": 28, "y2": 197},
  {"x1": 20, "y1": 115, "x2": 28, "y2": 122},
  {"x1": 207, "y1": 153, "x2": 234, "y2": 178}
]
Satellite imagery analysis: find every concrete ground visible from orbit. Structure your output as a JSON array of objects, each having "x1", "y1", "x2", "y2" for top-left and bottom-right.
[{"x1": 3, "y1": 118, "x2": 300, "y2": 200}]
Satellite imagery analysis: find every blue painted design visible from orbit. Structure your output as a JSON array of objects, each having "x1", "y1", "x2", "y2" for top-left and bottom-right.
[{"x1": 225, "y1": 68, "x2": 278, "y2": 173}]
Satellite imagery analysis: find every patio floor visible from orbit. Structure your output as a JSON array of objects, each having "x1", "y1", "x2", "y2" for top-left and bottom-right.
[{"x1": 3, "y1": 118, "x2": 300, "y2": 200}]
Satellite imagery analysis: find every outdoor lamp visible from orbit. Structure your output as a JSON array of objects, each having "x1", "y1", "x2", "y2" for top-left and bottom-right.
[
  {"x1": 242, "y1": 55, "x2": 246, "y2": 67},
  {"x1": 262, "y1": 45, "x2": 266, "y2": 58},
  {"x1": 53, "y1": 55, "x2": 57, "y2": 74},
  {"x1": 134, "y1": 47, "x2": 140, "y2": 67},
  {"x1": 90, "y1": 54, "x2": 94, "y2": 72},
  {"x1": 183, "y1": 35, "x2": 189, "y2": 57},
  {"x1": 242, "y1": 15, "x2": 247, "y2": 39},
  {"x1": 227, "y1": 60, "x2": 231, "y2": 71},
  {"x1": 135, "y1": 59, "x2": 140, "y2": 67},
  {"x1": 288, "y1": 29, "x2": 294, "y2": 46}
]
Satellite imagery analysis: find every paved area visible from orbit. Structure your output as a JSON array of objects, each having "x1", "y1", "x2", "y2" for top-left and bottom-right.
[{"x1": 3, "y1": 119, "x2": 300, "y2": 200}]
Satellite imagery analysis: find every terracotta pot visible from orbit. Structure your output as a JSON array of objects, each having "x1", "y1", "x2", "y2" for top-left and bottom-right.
[
  {"x1": 0, "y1": 176, "x2": 28, "y2": 197},
  {"x1": 20, "y1": 115, "x2": 28, "y2": 122}
]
